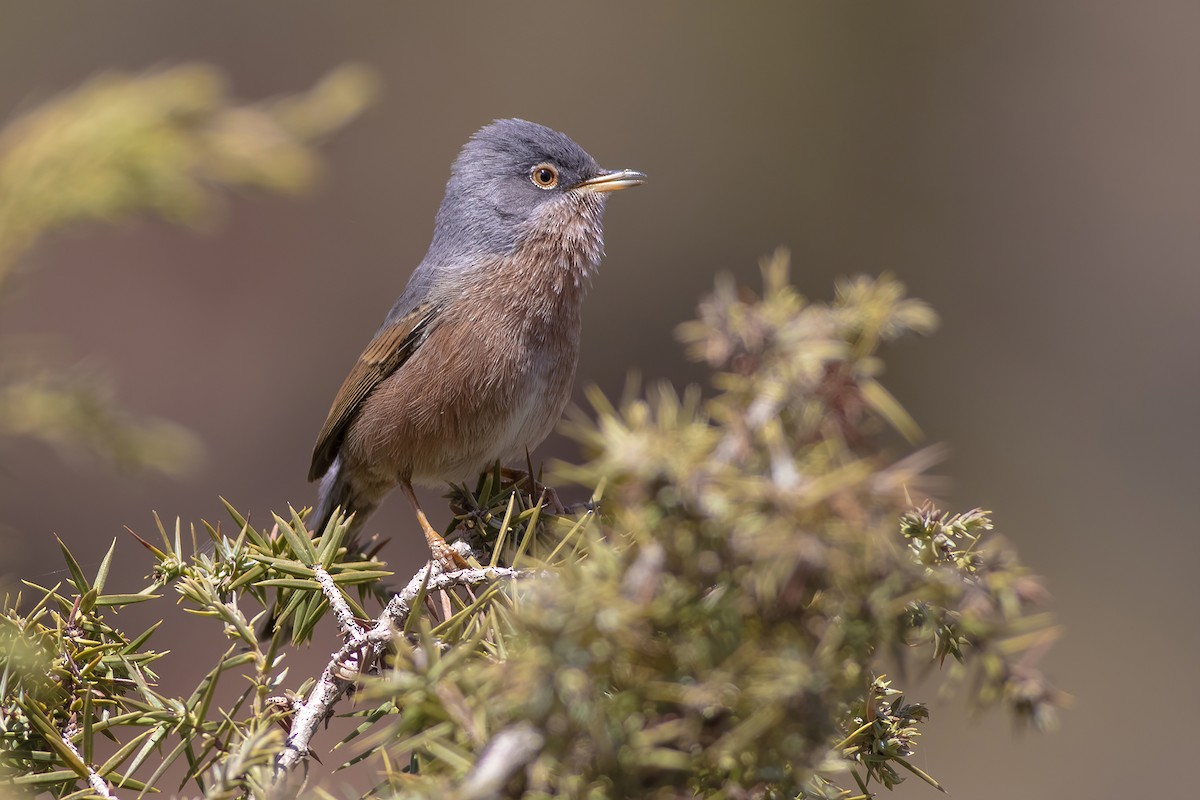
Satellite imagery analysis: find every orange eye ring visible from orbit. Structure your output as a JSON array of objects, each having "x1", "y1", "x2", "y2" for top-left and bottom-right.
[{"x1": 530, "y1": 163, "x2": 559, "y2": 189}]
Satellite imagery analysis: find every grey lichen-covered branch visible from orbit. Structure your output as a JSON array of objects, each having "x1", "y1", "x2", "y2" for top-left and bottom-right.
[
  {"x1": 274, "y1": 552, "x2": 526, "y2": 777},
  {"x1": 61, "y1": 735, "x2": 116, "y2": 800}
]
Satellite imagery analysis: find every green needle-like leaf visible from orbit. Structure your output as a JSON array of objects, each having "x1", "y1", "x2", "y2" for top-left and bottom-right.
[
  {"x1": 54, "y1": 535, "x2": 91, "y2": 594},
  {"x1": 93, "y1": 538, "x2": 117, "y2": 594},
  {"x1": 273, "y1": 511, "x2": 317, "y2": 563}
]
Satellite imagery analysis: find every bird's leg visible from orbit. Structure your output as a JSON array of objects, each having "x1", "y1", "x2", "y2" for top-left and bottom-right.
[{"x1": 401, "y1": 479, "x2": 470, "y2": 570}]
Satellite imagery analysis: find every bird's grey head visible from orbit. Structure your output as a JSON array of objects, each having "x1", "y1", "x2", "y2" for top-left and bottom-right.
[{"x1": 425, "y1": 119, "x2": 645, "y2": 271}]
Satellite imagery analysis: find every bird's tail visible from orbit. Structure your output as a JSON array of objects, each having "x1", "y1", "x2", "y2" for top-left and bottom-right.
[
  {"x1": 310, "y1": 457, "x2": 373, "y2": 544},
  {"x1": 311, "y1": 458, "x2": 348, "y2": 537}
]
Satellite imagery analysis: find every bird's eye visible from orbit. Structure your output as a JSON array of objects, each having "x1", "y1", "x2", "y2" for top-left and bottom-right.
[{"x1": 530, "y1": 163, "x2": 559, "y2": 189}]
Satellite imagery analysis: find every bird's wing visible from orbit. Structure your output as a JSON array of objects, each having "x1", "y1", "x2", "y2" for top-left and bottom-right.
[{"x1": 308, "y1": 302, "x2": 440, "y2": 481}]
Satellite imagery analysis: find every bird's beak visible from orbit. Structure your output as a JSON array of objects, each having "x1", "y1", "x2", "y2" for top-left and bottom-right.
[{"x1": 574, "y1": 168, "x2": 648, "y2": 193}]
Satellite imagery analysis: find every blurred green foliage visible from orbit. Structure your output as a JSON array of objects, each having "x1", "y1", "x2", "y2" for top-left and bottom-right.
[
  {"x1": 0, "y1": 64, "x2": 376, "y2": 475},
  {"x1": 1, "y1": 253, "x2": 1062, "y2": 798}
]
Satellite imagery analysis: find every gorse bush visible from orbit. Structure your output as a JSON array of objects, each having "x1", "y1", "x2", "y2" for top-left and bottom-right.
[
  {"x1": 354, "y1": 256, "x2": 1062, "y2": 798},
  {"x1": 0, "y1": 68, "x2": 1061, "y2": 799},
  {"x1": 1, "y1": 256, "x2": 1061, "y2": 798}
]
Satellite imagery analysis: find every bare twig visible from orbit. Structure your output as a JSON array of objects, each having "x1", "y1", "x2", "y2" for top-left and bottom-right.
[
  {"x1": 62, "y1": 734, "x2": 115, "y2": 799},
  {"x1": 313, "y1": 564, "x2": 359, "y2": 636},
  {"x1": 372, "y1": 558, "x2": 523, "y2": 638},
  {"x1": 272, "y1": 555, "x2": 527, "y2": 780}
]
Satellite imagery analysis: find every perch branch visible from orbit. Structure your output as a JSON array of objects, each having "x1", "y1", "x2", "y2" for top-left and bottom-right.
[
  {"x1": 62, "y1": 734, "x2": 115, "y2": 799},
  {"x1": 273, "y1": 555, "x2": 526, "y2": 777},
  {"x1": 313, "y1": 564, "x2": 358, "y2": 636}
]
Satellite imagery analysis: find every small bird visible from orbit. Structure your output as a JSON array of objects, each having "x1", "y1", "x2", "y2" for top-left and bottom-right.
[{"x1": 308, "y1": 119, "x2": 645, "y2": 563}]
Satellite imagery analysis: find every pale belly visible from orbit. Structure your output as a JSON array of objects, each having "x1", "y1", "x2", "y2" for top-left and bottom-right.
[{"x1": 413, "y1": 361, "x2": 568, "y2": 485}]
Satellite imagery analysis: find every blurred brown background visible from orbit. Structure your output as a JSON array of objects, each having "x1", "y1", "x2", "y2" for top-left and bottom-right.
[{"x1": 1, "y1": 2, "x2": 1196, "y2": 796}]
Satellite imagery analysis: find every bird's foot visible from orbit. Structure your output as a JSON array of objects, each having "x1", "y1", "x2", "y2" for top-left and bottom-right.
[{"x1": 415, "y1": 507, "x2": 471, "y2": 571}]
